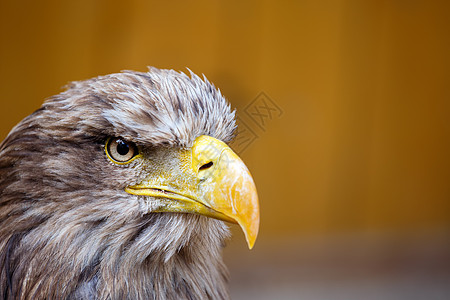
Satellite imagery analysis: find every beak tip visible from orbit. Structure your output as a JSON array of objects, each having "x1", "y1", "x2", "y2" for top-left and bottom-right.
[
  {"x1": 240, "y1": 216, "x2": 259, "y2": 250},
  {"x1": 247, "y1": 240, "x2": 255, "y2": 250},
  {"x1": 245, "y1": 231, "x2": 258, "y2": 249}
]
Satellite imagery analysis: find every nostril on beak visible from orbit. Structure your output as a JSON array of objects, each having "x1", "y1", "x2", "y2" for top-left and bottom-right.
[{"x1": 199, "y1": 161, "x2": 213, "y2": 171}]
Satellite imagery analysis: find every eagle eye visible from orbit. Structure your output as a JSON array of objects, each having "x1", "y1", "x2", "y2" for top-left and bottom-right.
[{"x1": 106, "y1": 137, "x2": 139, "y2": 164}]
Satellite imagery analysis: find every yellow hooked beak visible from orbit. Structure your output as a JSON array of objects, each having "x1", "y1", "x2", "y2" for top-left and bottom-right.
[{"x1": 125, "y1": 135, "x2": 260, "y2": 249}]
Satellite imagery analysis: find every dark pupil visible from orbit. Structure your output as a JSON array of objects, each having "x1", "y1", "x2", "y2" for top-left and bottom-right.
[{"x1": 116, "y1": 140, "x2": 130, "y2": 156}]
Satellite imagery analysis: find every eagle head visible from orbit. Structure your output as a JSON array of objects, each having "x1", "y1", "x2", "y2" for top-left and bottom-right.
[{"x1": 0, "y1": 68, "x2": 259, "y2": 299}]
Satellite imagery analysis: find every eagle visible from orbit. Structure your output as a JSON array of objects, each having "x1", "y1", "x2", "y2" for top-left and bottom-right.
[{"x1": 0, "y1": 68, "x2": 259, "y2": 299}]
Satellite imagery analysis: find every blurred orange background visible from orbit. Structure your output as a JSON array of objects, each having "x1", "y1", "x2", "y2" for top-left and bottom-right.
[{"x1": 1, "y1": 0, "x2": 450, "y2": 298}]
